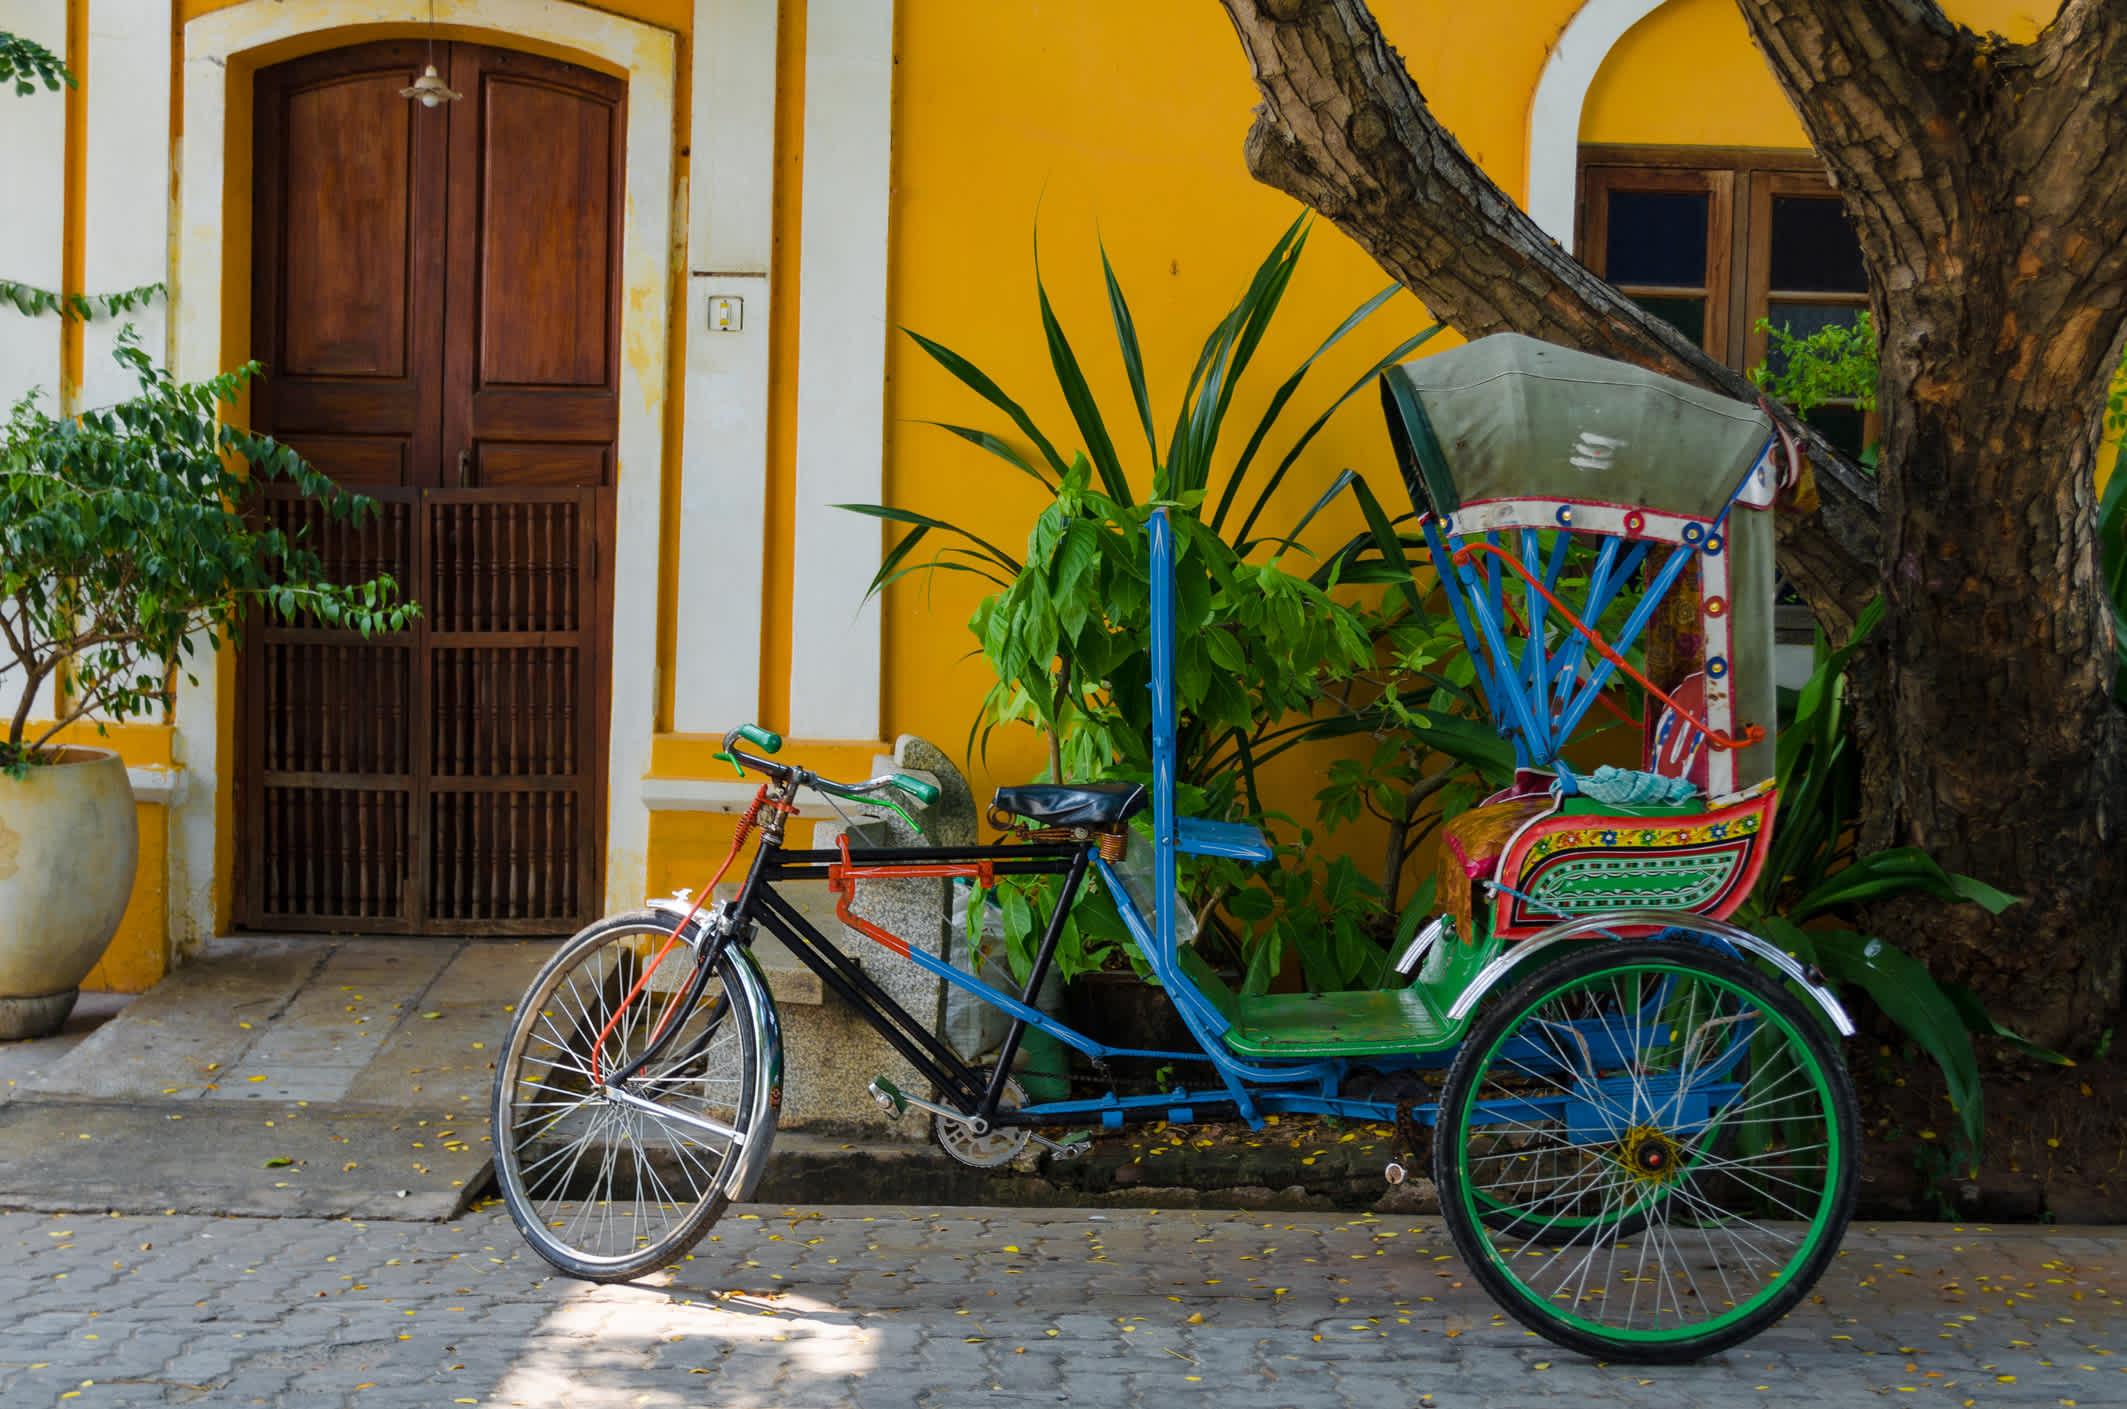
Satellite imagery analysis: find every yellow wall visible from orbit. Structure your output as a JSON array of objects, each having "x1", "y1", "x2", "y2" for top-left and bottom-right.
[
  {"x1": 874, "y1": 2, "x2": 1463, "y2": 830},
  {"x1": 61, "y1": 1, "x2": 2108, "y2": 959},
  {"x1": 1583, "y1": 0, "x2": 2051, "y2": 147}
]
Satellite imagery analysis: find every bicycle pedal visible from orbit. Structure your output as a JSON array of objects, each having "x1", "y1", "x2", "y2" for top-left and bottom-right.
[
  {"x1": 1031, "y1": 1131, "x2": 1091, "y2": 1161},
  {"x1": 867, "y1": 1076, "x2": 907, "y2": 1117}
]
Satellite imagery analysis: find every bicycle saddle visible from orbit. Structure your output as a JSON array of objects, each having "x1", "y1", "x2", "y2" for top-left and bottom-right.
[{"x1": 991, "y1": 782, "x2": 1147, "y2": 827}]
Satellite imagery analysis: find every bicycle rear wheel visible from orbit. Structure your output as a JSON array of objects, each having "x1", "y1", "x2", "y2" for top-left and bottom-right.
[
  {"x1": 1434, "y1": 940, "x2": 1856, "y2": 1362},
  {"x1": 491, "y1": 911, "x2": 765, "y2": 1281}
]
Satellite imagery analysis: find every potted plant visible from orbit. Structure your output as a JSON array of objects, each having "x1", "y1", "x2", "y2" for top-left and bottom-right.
[{"x1": 0, "y1": 338, "x2": 413, "y2": 1037}]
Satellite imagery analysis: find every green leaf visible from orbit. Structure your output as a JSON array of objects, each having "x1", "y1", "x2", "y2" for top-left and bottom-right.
[
  {"x1": 833, "y1": 502, "x2": 1022, "y2": 576},
  {"x1": 1938, "y1": 982, "x2": 2074, "y2": 1066},
  {"x1": 1766, "y1": 917, "x2": 1984, "y2": 1155},
  {"x1": 1234, "y1": 322, "x2": 1444, "y2": 549},
  {"x1": 1347, "y1": 473, "x2": 1420, "y2": 613},
  {"x1": 1211, "y1": 281, "x2": 1402, "y2": 533},
  {"x1": 901, "y1": 326, "x2": 1072, "y2": 481},
  {"x1": 915, "y1": 421, "x2": 1052, "y2": 489},
  {"x1": 1099, "y1": 238, "x2": 1160, "y2": 472},
  {"x1": 1035, "y1": 248, "x2": 1132, "y2": 506}
]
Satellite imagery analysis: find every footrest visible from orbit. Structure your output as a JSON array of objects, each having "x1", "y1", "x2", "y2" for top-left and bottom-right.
[
  {"x1": 1176, "y1": 817, "x2": 1273, "y2": 862},
  {"x1": 1224, "y1": 986, "x2": 1454, "y2": 1059}
]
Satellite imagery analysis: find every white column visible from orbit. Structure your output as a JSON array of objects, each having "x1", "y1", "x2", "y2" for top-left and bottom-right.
[
  {"x1": 0, "y1": 0, "x2": 68, "y2": 732},
  {"x1": 0, "y1": 0, "x2": 66, "y2": 413},
  {"x1": 787, "y1": 0, "x2": 895, "y2": 740},
  {"x1": 672, "y1": 0, "x2": 780, "y2": 734},
  {"x1": 80, "y1": 0, "x2": 171, "y2": 409}
]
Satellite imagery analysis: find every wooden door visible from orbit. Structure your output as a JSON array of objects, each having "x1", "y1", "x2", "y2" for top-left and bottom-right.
[{"x1": 241, "y1": 40, "x2": 622, "y2": 935}]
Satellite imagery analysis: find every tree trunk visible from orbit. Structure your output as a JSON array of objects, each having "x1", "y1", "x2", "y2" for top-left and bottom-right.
[
  {"x1": 1216, "y1": 0, "x2": 2127, "y2": 1046},
  {"x1": 1734, "y1": 0, "x2": 2127, "y2": 1046}
]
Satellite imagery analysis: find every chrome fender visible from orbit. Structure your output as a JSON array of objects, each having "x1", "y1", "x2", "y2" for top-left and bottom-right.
[
  {"x1": 645, "y1": 899, "x2": 784, "y2": 1201},
  {"x1": 1442, "y1": 910, "x2": 1855, "y2": 1037}
]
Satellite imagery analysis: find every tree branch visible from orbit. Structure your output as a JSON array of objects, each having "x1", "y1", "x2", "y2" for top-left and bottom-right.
[{"x1": 1214, "y1": 0, "x2": 1880, "y2": 631}]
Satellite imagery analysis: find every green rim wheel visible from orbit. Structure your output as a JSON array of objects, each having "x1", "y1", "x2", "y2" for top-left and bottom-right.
[
  {"x1": 491, "y1": 912, "x2": 764, "y2": 1282},
  {"x1": 1434, "y1": 940, "x2": 1856, "y2": 1362}
]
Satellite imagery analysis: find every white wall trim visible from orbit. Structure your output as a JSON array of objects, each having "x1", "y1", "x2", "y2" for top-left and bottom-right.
[
  {"x1": 128, "y1": 766, "x2": 185, "y2": 807},
  {"x1": 0, "y1": 0, "x2": 65, "y2": 419},
  {"x1": 1526, "y1": 0, "x2": 1668, "y2": 253},
  {"x1": 787, "y1": 0, "x2": 895, "y2": 741},
  {"x1": 673, "y1": 0, "x2": 780, "y2": 732},
  {"x1": 82, "y1": 0, "x2": 171, "y2": 412},
  {"x1": 173, "y1": 0, "x2": 677, "y2": 943}
]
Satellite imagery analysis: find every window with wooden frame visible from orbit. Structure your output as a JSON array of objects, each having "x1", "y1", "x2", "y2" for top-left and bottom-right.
[{"x1": 1579, "y1": 146, "x2": 1874, "y2": 459}]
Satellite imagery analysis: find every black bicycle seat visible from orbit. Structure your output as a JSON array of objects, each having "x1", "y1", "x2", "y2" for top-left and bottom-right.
[{"x1": 991, "y1": 782, "x2": 1147, "y2": 827}]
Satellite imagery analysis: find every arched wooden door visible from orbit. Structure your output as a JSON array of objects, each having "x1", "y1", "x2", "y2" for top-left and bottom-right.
[{"x1": 238, "y1": 39, "x2": 622, "y2": 935}]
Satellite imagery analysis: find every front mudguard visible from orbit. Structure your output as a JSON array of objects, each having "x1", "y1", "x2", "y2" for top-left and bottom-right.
[{"x1": 646, "y1": 897, "x2": 784, "y2": 1201}]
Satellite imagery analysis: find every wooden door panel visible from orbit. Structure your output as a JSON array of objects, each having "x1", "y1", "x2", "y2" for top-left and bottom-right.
[
  {"x1": 444, "y1": 46, "x2": 624, "y2": 475},
  {"x1": 243, "y1": 41, "x2": 618, "y2": 937},
  {"x1": 268, "y1": 383, "x2": 427, "y2": 437},
  {"x1": 477, "y1": 78, "x2": 615, "y2": 387},
  {"x1": 422, "y1": 490, "x2": 600, "y2": 933},
  {"x1": 277, "y1": 435, "x2": 412, "y2": 490},
  {"x1": 260, "y1": 787, "x2": 413, "y2": 924},
  {"x1": 278, "y1": 75, "x2": 416, "y2": 378},
  {"x1": 251, "y1": 41, "x2": 445, "y2": 476},
  {"x1": 475, "y1": 443, "x2": 609, "y2": 488},
  {"x1": 246, "y1": 491, "x2": 420, "y2": 929}
]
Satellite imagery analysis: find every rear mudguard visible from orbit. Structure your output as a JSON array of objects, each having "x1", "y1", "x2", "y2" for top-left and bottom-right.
[{"x1": 1442, "y1": 909, "x2": 1855, "y2": 1037}]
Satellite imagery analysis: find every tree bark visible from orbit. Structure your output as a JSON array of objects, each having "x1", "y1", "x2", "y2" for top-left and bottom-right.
[
  {"x1": 1732, "y1": 0, "x2": 2127, "y2": 1045},
  {"x1": 1216, "y1": 0, "x2": 2127, "y2": 1045}
]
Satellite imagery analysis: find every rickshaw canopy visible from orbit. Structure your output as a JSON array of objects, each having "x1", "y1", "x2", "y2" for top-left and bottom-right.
[{"x1": 1380, "y1": 332, "x2": 1775, "y2": 519}]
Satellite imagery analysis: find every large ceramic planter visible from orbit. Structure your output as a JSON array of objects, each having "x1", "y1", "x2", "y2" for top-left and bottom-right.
[{"x1": 0, "y1": 747, "x2": 138, "y2": 1039}]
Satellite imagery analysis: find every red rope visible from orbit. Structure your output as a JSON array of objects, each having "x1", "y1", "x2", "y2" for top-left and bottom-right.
[{"x1": 1451, "y1": 542, "x2": 1763, "y2": 753}]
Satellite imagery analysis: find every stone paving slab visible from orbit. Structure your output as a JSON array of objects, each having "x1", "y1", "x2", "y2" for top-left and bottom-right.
[
  {"x1": 21, "y1": 942, "x2": 326, "y2": 1101},
  {"x1": 218, "y1": 942, "x2": 460, "y2": 1098},
  {"x1": 0, "y1": 937, "x2": 555, "y2": 1221},
  {"x1": 0, "y1": 1203, "x2": 2119, "y2": 1408},
  {"x1": 0, "y1": 1100, "x2": 492, "y2": 1220}
]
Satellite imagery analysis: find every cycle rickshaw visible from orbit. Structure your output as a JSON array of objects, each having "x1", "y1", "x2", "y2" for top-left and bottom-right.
[{"x1": 490, "y1": 333, "x2": 1859, "y2": 1363}]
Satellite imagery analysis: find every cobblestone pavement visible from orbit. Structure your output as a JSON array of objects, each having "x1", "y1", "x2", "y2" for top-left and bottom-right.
[{"x1": 0, "y1": 1202, "x2": 2119, "y2": 1408}]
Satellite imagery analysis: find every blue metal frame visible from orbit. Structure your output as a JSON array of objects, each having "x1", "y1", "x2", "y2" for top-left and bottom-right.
[{"x1": 1421, "y1": 471, "x2": 1764, "y2": 770}]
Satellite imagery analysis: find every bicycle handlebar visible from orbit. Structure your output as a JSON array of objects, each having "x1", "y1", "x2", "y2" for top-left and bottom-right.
[
  {"x1": 718, "y1": 725, "x2": 938, "y2": 811},
  {"x1": 734, "y1": 723, "x2": 782, "y2": 754}
]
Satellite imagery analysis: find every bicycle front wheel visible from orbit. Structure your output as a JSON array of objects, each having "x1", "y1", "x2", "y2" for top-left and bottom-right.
[
  {"x1": 492, "y1": 911, "x2": 766, "y2": 1281},
  {"x1": 1433, "y1": 940, "x2": 1857, "y2": 1362}
]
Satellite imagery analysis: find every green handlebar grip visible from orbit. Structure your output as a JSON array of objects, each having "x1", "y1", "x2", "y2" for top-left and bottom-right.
[
  {"x1": 737, "y1": 724, "x2": 783, "y2": 754},
  {"x1": 888, "y1": 773, "x2": 940, "y2": 805}
]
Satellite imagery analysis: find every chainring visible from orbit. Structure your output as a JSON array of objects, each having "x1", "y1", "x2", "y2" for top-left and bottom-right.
[{"x1": 934, "y1": 1072, "x2": 1031, "y2": 1168}]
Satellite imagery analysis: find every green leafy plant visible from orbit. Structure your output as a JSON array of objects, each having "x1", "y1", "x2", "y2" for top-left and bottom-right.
[
  {"x1": 1736, "y1": 600, "x2": 2063, "y2": 1165},
  {"x1": 0, "y1": 279, "x2": 164, "y2": 323},
  {"x1": 1, "y1": 338, "x2": 416, "y2": 772},
  {"x1": 0, "y1": 28, "x2": 71, "y2": 96},
  {"x1": 1749, "y1": 311, "x2": 1877, "y2": 415},
  {"x1": 844, "y1": 215, "x2": 1456, "y2": 992}
]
